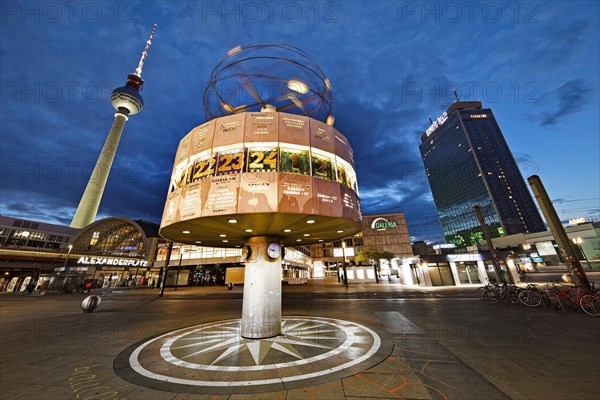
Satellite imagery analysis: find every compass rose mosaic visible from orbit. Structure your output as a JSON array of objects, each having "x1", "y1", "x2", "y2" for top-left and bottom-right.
[{"x1": 114, "y1": 316, "x2": 392, "y2": 394}]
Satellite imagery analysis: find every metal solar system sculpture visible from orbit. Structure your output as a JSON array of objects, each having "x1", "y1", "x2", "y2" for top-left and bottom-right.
[{"x1": 203, "y1": 43, "x2": 335, "y2": 125}]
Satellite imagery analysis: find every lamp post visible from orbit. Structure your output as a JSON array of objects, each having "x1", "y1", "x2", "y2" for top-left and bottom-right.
[
  {"x1": 61, "y1": 245, "x2": 73, "y2": 291},
  {"x1": 572, "y1": 238, "x2": 592, "y2": 270},
  {"x1": 341, "y1": 240, "x2": 348, "y2": 288},
  {"x1": 159, "y1": 241, "x2": 174, "y2": 297},
  {"x1": 63, "y1": 245, "x2": 73, "y2": 269}
]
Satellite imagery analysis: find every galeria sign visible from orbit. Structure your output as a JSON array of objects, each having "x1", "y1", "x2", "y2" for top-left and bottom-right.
[{"x1": 371, "y1": 217, "x2": 398, "y2": 231}]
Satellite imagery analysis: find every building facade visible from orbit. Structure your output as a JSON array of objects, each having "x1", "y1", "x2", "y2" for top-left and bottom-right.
[
  {"x1": 310, "y1": 213, "x2": 413, "y2": 278},
  {"x1": 419, "y1": 101, "x2": 546, "y2": 246},
  {"x1": 492, "y1": 221, "x2": 600, "y2": 270},
  {"x1": 0, "y1": 216, "x2": 79, "y2": 291}
]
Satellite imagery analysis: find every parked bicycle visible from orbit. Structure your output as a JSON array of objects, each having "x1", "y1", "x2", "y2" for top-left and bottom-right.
[
  {"x1": 552, "y1": 281, "x2": 600, "y2": 317},
  {"x1": 517, "y1": 283, "x2": 551, "y2": 308},
  {"x1": 478, "y1": 280, "x2": 599, "y2": 317}
]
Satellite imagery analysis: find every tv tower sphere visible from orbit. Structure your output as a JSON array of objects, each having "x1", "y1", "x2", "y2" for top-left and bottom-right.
[
  {"x1": 70, "y1": 24, "x2": 157, "y2": 229},
  {"x1": 110, "y1": 82, "x2": 144, "y2": 115}
]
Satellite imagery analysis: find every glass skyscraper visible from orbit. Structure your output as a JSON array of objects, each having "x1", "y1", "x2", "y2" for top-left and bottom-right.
[{"x1": 419, "y1": 101, "x2": 546, "y2": 246}]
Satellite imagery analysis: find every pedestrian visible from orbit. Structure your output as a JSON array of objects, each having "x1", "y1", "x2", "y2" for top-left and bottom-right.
[
  {"x1": 519, "y1": 268, "x2": 527, "y2": 282},
  {"x1": 26, "y1": 283, "x2": 34, "y2": 294}
]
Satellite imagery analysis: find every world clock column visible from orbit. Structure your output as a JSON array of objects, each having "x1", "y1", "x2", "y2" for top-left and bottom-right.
[{"x1": 241, "y1": 236, "x2": 282, "y2": 338}]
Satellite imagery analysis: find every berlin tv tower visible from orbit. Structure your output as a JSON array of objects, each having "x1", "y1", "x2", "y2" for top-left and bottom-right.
[{"x1": 71, "y1": 24, "x2": 157, "y2": 229}]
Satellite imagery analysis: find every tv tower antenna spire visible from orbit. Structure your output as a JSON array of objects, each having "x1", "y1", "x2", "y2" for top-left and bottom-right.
[
  {"x1": 71, "y1": 24, "x2": 158, "y2": 229},
  {"x1": 135, "y1": 23, "x2": 157, "y2": 77}
]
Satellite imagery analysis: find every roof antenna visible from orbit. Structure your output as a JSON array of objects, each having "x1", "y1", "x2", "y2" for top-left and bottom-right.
[
  {"x1": 428, "y1": 116, "x2": 433, "y2": 124},
  {"x1": 135, "y1": 24, "x2": 158, "y2": 77},
  {"x1": 453, "y1": 88, "x2": 460, "y2": 102}
]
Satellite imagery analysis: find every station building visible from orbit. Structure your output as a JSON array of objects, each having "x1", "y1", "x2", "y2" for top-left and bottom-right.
[{"x1": 0, "y1": 216, "x2": 79, "y2": 291}]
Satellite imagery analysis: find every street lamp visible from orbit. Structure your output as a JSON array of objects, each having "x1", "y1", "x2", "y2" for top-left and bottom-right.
[
  {"x1": 572, "y1": 237, "x2": 592, "y2": 270},
  {"x1": 63, "y1": 244, "x2": 73, "y2": 269}
]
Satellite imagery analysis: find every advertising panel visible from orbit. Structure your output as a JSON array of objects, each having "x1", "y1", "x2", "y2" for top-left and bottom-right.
[
  {"x1": 202, "y1": 175, "x2": 240, "y2": 216},
  {"x1": 190, "y1": 120, "x2": 216, "y2": 155},
  {"x1": 212, "y1": 113, "x2": 246, "y2": 147},
  {"x1": 239, "y1": 172, "x2": 279, "y2": 213},
  {"x1": 309, "y1": 118, "x2": 335, "y2": 153},
  {"x1": 245, "y1": 112, "x2": 278, "y2": 142},
  {"x1": 279, "y1": 113, "x2": 309, "y2": 146},
  {"x1": 535, "y1": 241, "x2": 558, "y2": 256},
  {"x1": 313, "y1": 178, "x2": 342, "y2": 217},
  {"x1": 279, "y1": 174, "x2": 314, "y2": 214}
]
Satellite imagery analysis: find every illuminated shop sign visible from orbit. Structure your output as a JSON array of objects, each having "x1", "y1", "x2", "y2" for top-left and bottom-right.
[
  {"x1": 569, "y1": 217, "x2": 587, "y2": 225},
  {"x1": 371, "y1": 217, "x2": 398, "y2": 231},
  {"x1": 470, "y1": 114, "x2": 488, "y2": 118},
  {"x1": 77, "y1": 257, "x2": 148, "y2": 267},
  {"x1": 425, "y1": 111, "x2": 448, "y2": 136},
  {"x1": 434, "y1": 244, "x2": 457, "y2": 250}
]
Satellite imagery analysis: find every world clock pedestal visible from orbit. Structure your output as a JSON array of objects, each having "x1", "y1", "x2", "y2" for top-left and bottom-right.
[{"x1": 241, "y1": 236, "x2": 282, "y2": 339}]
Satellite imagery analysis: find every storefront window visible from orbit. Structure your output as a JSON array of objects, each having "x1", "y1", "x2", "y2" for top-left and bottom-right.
[
  {"x1": 428, "y1": 262, "x2": 455, "y2": 286},
  {"x1": 456, "y1": 262, "x2": 481, "y2": 284}
]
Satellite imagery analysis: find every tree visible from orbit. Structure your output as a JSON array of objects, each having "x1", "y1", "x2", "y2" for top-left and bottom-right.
[{"x1": 355, "y1": 246, "x2": 395, "y2": 283}]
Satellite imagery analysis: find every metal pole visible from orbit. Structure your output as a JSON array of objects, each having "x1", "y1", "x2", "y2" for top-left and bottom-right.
[
  {"x1": 373, "y1": 261, "x2": 379, "y2": 283},
  {"x1": 528, "y1": 175, "x2": 591, "y2": 291},
  {"x1": 341, "y1": 241, "x2": 348, "y2": 287},
  {"x1": 62, "y1": 245, "x2": 73, "y2": 269},
  {"x1": 175, "y1": 254, "x2": 182, "y2": 290},
  {"x1": 473, "y1": 205, "x2": 507, "y2": 284},
  {"x1": 159, "y1": 241, "x2": 174, "y2": 297}
]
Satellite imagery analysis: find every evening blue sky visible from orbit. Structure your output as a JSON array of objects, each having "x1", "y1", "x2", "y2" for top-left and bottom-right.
[{"x1": 1, "y1": 1, "x2": 599, "y2": 243}]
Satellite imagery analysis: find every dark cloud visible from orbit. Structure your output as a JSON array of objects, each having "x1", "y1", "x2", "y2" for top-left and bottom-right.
[{"x1": 540, "y1": 79, "x2": 592, "y2": 127}]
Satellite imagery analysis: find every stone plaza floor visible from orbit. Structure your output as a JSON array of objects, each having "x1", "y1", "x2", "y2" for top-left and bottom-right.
[{"x1": 1, "y1": 278, "x2": 599, "y2": 399}]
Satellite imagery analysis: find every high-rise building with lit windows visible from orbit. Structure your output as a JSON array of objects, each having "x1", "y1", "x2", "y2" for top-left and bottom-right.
[{"x1": 419, "y1": 101, "x2": 546, "y2": 246}]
